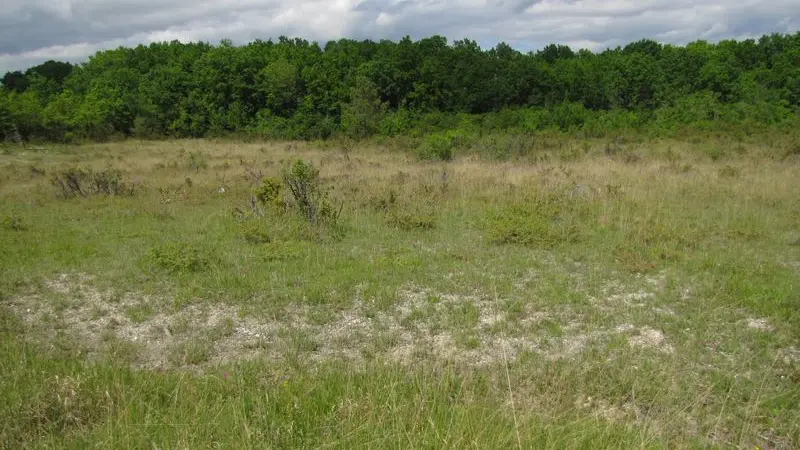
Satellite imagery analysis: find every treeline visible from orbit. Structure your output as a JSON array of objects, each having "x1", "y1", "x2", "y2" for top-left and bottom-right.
[{"x1": 1, "y1": 33, "x2": 799, "y2": 143}]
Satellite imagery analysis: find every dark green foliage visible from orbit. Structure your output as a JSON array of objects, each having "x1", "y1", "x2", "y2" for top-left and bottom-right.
[
  {"x1": 2, "y1": 33, "x2": 800, "y2": 142},
  {"x1": 1, "y1": 71, "x2": 29, "y2": 93},
  {"x1": 50, "y1": 168, "x2": 138, "y2": 198}
]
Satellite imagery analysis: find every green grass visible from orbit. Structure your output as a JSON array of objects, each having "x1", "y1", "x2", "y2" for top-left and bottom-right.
[{"x1": 0, "y1": 137, "x2": 798, "y2": 448}]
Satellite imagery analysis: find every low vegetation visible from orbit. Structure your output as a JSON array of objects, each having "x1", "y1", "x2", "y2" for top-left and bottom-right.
[{"x1": 0, "y1": 135, "x2": 798, "y2": 448}]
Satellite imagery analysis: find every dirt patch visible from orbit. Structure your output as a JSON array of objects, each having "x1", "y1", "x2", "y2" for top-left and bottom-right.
[
  {"x1": 746, "y1": 318, "x2": 774, "y2": 332},
  {"x1": 10, "y1": 275, "x2": 680, "y2": 371},
  {"x1": 627, "y1": 327, "x2": 674, "y2": 353}
]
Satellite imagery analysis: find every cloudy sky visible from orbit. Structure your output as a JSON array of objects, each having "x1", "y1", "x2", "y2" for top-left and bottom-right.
[{"x1": 1, "y1": 0, "x2": 799, "y2": 73}]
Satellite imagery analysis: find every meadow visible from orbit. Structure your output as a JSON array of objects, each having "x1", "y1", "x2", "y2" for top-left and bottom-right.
[{"x1": 1, "y1": 135, "x2": 799, "y2": 448}]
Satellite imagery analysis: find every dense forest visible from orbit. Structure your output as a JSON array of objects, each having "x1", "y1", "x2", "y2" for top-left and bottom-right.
[{"x1": 1, "y1": 33, "x2": 799, "y2": 143}]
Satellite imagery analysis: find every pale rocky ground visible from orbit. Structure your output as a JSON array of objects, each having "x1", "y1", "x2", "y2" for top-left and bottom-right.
[{"x1": 8, "y1": 271, "x2": 739, "y2": 371}]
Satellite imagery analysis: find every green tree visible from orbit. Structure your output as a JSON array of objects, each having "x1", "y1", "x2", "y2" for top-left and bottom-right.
[
  {"x1": 257, "y1": 58, "x2": 299, "y2": 117},
  {"x1": 340, "y1": 75, "x2": 386, "y2": 138},
  {"x1": 6, "y1": 90, "x2": 44, "y2": 139},
  {"x1": 1, "y1": 71, "x2": 29, "y2": 93},
  {"x1": 42, "y1": 90, "x2": 80, "y2": 140}
]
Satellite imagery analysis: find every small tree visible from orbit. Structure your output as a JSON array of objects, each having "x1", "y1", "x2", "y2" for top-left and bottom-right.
[
  {"x1": 340, "y1": 75, "x2": 386, "y2": 139},
  {"x1": 251, "y1": 159, "x2": 341, "y2": 225},
  {"x1": 282, "y1": 160, "x2": 340, "y2": 224}
]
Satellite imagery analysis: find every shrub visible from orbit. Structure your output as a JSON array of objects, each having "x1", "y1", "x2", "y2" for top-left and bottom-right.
[
  {"x1": 240, "y1": 160, "x2": 342, "y2": 243},
  {"x1": 416, "y1": 132, "x2": 461, "y2": 161},
  {"x1": 51, "y1": 167, "x2": 138, "y2": 198},
  {"x1": 148, "y1": 243, "x2": 210, "y2": 273},
  {"x1": 484, "y1": 192, "x2": 581, "y2": 247},
  {"x1": 282, "y1": 159, "x2": 341, "y2": 224},
  {"x1": 253, "y1": 178, "x2": 285, "y2": 210}
]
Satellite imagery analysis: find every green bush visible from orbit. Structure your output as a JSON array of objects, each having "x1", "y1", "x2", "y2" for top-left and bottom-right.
[
  {"x1": 148, "y1": 242, "x2": 211, "y2": 273},
  {"x1": 415, "y1": 131, "x2": 468, "y2": 161},
  {"x1": 484, "y1": 192, "x2": 581, "y2": 247},
  {"x1": 282, "y1": 159, "x2": 341, "y2": 225},
  {"x1": 253, "y1": 178, "x2": 285, "y2": 210}
]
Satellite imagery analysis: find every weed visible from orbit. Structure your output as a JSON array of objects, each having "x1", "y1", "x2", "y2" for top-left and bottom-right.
[
  {"x1": 781, "y1": 144, "x2": 800, "y2": 161},
  {"x1": 366, "y1": 190, "x2": 397, "y2": 212},
  {"x1": 29, "y1": 165, "x2": 46, "y2": 177},
  {"x1": 613, "y1": 245, "x2": 658, "y2": 273},
  {"x1": 703, "y1": 146, "x2": 726, "y2": 161}
]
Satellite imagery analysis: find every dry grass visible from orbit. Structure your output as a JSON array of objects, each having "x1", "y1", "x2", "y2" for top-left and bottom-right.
[{"x1": 1, "y1": 137, "x2": 798, "y2": 448}]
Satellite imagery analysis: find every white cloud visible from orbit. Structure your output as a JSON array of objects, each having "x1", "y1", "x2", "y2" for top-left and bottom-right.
[{"x1": 0, "y1": 0, "x2": 798, "y2": 73}]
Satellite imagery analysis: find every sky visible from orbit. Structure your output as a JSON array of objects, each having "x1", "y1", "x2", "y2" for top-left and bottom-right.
[{"x1": 1, "y1": 0, "x2": 799, "y2": 73}]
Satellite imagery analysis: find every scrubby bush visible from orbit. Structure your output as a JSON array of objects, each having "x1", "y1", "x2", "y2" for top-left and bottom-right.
[
  {"x1": 415, "y1": 131, "x2": 468, "y2": 161},
  {"x1": 253, "y1": 178, "x2": 285, "y2": 210},
  {"x1": 239, "y1": 159, "x2": 341, "y2": 245},
  {"x1": 484, "y1": 191, "x2": 583, "y2": 247},
  {"x1": 51, "y1": 167, "x2": 138, "y2": 198},
  {"x1": 282, "y1": 159, "x2": 341, "y2": 225},
  {"x1": 148, "y1": 242, "x2": 211, "y2": 273}
]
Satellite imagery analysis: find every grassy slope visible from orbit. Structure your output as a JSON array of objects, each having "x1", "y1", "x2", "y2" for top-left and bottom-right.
[{"x1": 0, "y1": 137, "x2": 798, "y2": 448}]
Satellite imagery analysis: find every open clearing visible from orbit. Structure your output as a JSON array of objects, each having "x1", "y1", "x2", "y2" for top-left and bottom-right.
[{"x1": 1, "y1": 138, "x2": 799, "y2": 448}]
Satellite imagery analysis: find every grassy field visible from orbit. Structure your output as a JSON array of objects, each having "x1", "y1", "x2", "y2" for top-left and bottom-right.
[{"x1": 1, "y1": 137, "x2": 799, "y2": 448}]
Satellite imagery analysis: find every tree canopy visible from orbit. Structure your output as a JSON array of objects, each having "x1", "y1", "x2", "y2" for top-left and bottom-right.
[{"x1": 2, "y1": 33, "x2": 799, "y2": 142}]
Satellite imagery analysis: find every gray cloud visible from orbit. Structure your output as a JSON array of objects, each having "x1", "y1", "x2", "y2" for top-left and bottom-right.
[{"x1": 1, "y1": 0, "x2": 798, "y2": 73}]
